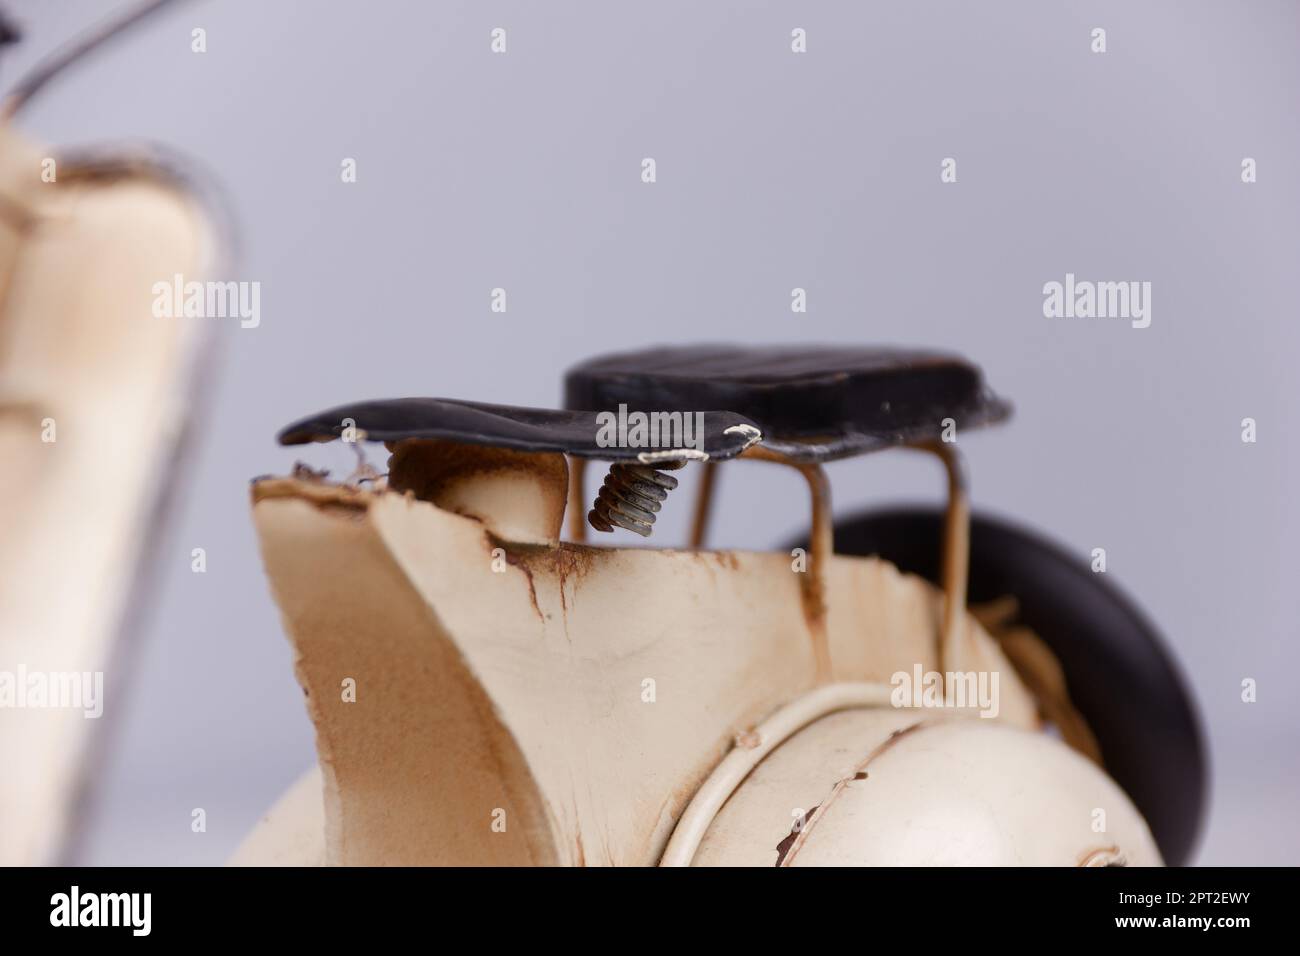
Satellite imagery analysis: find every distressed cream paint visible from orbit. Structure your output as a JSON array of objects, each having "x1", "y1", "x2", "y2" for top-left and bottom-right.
[{"x1": 234, "y1": 442, "x2": 1156, "y2": 867}]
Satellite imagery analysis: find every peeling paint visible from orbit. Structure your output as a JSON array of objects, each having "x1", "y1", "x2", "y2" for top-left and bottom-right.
[
  {"x1": 774, "y1": 720, "x2": 937, "y2": 867},
  {"x1": 1078, "y1": 845, "x2": 1127, "y2": 867},
  {"x1": 712, "y1": 551, "x2": 741, "y2": 571},
  {"x1": 775, "y1": 805, "x2": 819, "y2": 867},
  {"x1": 500, "y1": 547, "x2": 542, "y2": 621}
]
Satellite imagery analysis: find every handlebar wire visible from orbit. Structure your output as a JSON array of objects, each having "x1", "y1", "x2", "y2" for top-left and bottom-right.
[{"x1": 1, "y1": 0, "x2": 191, "y2": 121}]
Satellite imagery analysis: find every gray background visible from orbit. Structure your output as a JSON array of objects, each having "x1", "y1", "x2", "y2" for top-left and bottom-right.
[{"x1": 5, "y1": 0, "x2": 1296, "y2": 865}]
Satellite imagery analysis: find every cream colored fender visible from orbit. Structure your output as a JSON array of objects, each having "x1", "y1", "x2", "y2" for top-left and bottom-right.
[
  {"x1": 236, "y1": 437, "x2": 1060, "y2": 866},
  {"x1": 0, "y1": 124, "x2": 220, "y2": 864},
  {"x1": 672, "y1": 687, "x2": 1160, "y2": 866}
]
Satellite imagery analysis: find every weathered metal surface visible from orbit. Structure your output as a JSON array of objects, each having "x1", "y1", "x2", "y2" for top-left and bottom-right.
[{"x1": 244, "y1": 471, "x2": 1039, "y2": 866}]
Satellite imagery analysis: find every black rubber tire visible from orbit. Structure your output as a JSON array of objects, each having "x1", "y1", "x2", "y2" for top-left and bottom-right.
[{"x1": 786, "y1": 507, "x2": 1207, "y2": 866}]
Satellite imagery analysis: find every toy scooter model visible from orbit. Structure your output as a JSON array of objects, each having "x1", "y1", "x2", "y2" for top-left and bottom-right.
[{"x1": 239, "y1": 346, "x2": 1205, "y2": 867}]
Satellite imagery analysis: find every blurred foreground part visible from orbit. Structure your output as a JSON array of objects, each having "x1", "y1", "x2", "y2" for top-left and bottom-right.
[{"x1": 0, "y1": 122, "x2": 218, "y2": 864}]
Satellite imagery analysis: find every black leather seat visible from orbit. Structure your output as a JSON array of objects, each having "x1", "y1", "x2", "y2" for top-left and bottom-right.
[
  {"x1": 277, "y1": 397, "x2": 762, "y2": 461},
  {"x1": 276, "y1": 346, "x2": 1008, "y2": 465},
  {"x1": 565, "y1": 345, "x2": 1010, "y2": 462}
]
